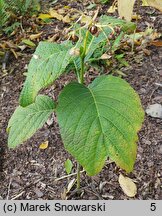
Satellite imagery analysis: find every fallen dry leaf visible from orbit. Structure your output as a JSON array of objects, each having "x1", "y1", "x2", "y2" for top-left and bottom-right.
[
  {"x1": 119, "y1": 174, "x2": 137, "y2": 197},
  {"x1": 39, "y1": 141, "x2": 49, "y2": 149},
  {"x1": 10, "y1": 48, "x2": 18, "y2": 59},
  {"x1": 132, "y1": 14, "x2": 141, "y2": 20},
  {"x1": 49, "y1": 8, "x2": 71, "y2": 23},
  {"x1": 57, "y1": 8, "x2": 66, "y2": 14},
  {"x1": 146, "y1": 104, "x2": 162, "y2": 118},
  {"x1": 38, "y1": 13, "x2": 53, "y2": 20},
  {"x1": 145, "y1": 0, "x2": 162, "y2": 12},
  {"x1": 29, "y1": 32, "x2": 43, "y2": 41},
  {"x1": 66, "y1": 178, "x2": 76, "y2": 194},
  {"x1": 118, "y1": 0, "x2": 136, "y2": 21},
  {"x1": 100, "y1": 53, "x2": 111, "y2": 60},
  {"x1": 49, "y1": 8, "x2": 63, "y2": 21},
  {"x1": 151, "y1": 40, "x2": 162, "y2": 47},
  {"x1": 107, "y1": 5, "x2": 117, "y2": 13},
  {"x1": 142, "y1": 0, "x2": 149, "y2": 6},
  {"x1": 63, "y1": 15, "x2": 71, "y2": 23}
]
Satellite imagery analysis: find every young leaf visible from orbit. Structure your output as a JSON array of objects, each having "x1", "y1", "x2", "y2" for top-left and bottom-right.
[
  {"x1": 72, "y1": 26, "x2": 112, "y2": 73},
  {"x1": 7, "y1": 95, "x2": 55, "y2": 148},
  {"x1": 85, "y1": 27, "x2": 112, "y2": 61},
  {"x1": 99, "y1": 15, "x2": 136, "y2": 33},
  {"x1": 19, "y1": 41, "x2": 73, "y2": 107},
  {"x1": 65, "y1": 159, "x2": 73, "y2": 175},
  {"x1": 112, "y1": 32, "x2": 124, "y2": 52},
  {"x1": 57, "y1": 75, "x2": 144, "y2": 176}
]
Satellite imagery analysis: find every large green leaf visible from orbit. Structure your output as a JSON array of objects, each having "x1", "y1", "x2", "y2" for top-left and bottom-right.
[
  {"x1": 57, "y1": 75, "x2": 144, "y2": 176},
  {"x1": 19, "y1": 41, "x2": 73, "y2": 107},
  {"x1": 7, "y1": 95, "x2": 55, "y2": 148}
]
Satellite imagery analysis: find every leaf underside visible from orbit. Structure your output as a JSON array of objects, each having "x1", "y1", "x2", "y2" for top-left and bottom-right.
[
  {"x1": 7, "y1": 95, "x2": 55, "y2": 148},
  {"x1": 19, "y1": 41, "x2": 73, "y2": 107},
  {"x1": 57, "y1": 75, "x2": 144, "y2": 176}
]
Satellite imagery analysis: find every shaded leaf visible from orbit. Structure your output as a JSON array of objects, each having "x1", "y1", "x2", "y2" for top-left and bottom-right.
[
  {"x1": 57, "y1": 75, "x2": 144, "y2": 176},
  {"x1": 86, "y1": 3, "x2": 96, "y2": 9},
  {"x1": 7, "y1": 95, "x2": 55, "y2": 148},
  {"x1": 119, "y1": 174, "x2": 137, "y2": 197},
  {"x1": 112, "y1": 32, "x2": 124, "y2": 52}
]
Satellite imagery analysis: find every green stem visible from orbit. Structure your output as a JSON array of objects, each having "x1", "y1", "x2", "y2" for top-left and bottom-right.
[
  {"x1": 79, "y1": 30, "x2": 89, "y2": 84},
  {"x1": 77, "y1": 162, "x2": 80, "y2": 190},
  {"x1": 80, "y1": 58, "x2": 84, "y2": 84},
  {"x1": 76, "y1": 30, "x2": 90, "y2": 190}
]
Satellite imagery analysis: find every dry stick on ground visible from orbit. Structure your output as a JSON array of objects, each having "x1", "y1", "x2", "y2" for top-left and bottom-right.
[
  {"x1": 6, "y1": 178, "x2": 12, "y2": 200},
  {"x1": 8, "y1": 177, "x2": 44, "y2": 200},
  {"x1": 11, "y1": 191, "x2": 25, "y2": 200},
  {"x1": 67, "y1": 186, "x2": 103, "y2": 200},
  {"x1": 54, "y1": 170, "x2": 85, "y2": 181}
]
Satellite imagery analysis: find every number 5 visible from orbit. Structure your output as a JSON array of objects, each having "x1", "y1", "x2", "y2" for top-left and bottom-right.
[{"x1": 150, "y1": 203, "x2": 156, "y2": 211}]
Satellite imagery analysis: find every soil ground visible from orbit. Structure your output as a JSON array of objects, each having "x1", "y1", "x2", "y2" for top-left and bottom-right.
[{"x1": 0, "y1": 0, "x2": 162, "y2": 200}]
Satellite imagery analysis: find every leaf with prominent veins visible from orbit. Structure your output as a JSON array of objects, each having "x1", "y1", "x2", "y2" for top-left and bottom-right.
[
  {"x1": 19, "y1": 41, "x2": 73, "y2": 107},
  {"x1": 57, "y1": 75, "x2": 144, "y2": 176},
  {"x1": 7, "y1": 95, "x2": 55, "y2": 148}
]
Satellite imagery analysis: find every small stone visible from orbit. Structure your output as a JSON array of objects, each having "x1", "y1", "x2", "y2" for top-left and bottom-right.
[
  {"x1": 35, "y1": 188, "x2": 44, "y2": 198},
  {"x1": 142, "y1": 139, "x2": 151, "y2": 145},
  {"x1": 12, "y1": 182, "x2": 20, "y2": 188},
  {"x1": 46, "y1": 117, "x2": 54, "y2": 126},
  {"x1": 158, "y1": 70, "x2": 162, "y2": 76},
  {"x1": 138, "y1": 146, "x2": 143, "y2": 154},
  {"x1": 147, "y1": 161, "x2": 154, "y2": 167},
  {"x1": 145, "y1": 140, "x2": 151, "y2": 145},
  {"x1": 159, "y1": 145, "x2": 162, "y2": 154},
  {"x1": 140, "y1": 88, "x2": 146, "y2": 94},
  {"x1": 102, "y1": 194, "x2": 114, "y2": 199}
]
